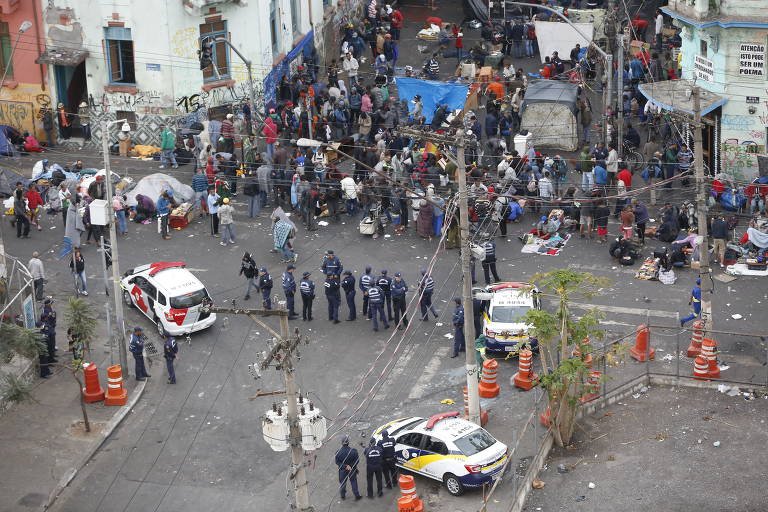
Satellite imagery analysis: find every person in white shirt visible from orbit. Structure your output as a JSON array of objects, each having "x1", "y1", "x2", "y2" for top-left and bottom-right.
[
  {"x1": 342, "y1": 53, "x2": 359, "y2": 85},
  {"x1": 655, "y1": 9, "x2": 664, "y2": 52},
  {"x1": 538, "y1": 171, "x2": 554, "y2": 211},
  {"x1": 28, "y1": 251, "x2": 45, "y2": 301},
  {"x1": 606, "y1": 142, "x2": 619, "y2": 185}
]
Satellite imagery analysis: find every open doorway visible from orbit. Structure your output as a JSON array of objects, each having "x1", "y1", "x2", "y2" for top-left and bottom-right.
[{"x1": 53, "y1": 61, "x2": 88, "y2": 137}]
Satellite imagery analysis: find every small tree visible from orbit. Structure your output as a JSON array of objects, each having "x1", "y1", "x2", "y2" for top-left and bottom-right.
[
  {"x1": 522, "y1": 270, "x2": 607, "y2": 447},
  {"x1": 0, "y1": 322, "x2": 47, "y2": 407},
  {"x1": 65, "y1": 297, "x2": 97, "y2": 353}
]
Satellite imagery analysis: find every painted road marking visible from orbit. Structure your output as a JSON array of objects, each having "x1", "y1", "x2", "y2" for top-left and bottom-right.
[
  {"x1": 408, "y1": 346, "x2": 451, "y2": 400},
  {"x1": 567, "y1": 263, "x2": 637, "y2": 275},
  {"x1": 565, "y1": 301, "x2": 678, "y2": 319}
]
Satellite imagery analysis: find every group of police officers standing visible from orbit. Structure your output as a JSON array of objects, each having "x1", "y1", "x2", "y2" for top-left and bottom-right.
[{"x1": 334, "y1": 430, "x2": 398, "y2": 500}]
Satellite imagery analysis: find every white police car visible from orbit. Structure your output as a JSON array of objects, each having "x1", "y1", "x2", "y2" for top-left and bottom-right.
[
  {"x1": 474, "y1": 282, "x2": 540, "y2": 353},
  {"x1": 120, "y1": 262, "x2": 216, "y2": 337},
  {"x1": 372, "y1": 412, "x2": 508, "y2": 496}
]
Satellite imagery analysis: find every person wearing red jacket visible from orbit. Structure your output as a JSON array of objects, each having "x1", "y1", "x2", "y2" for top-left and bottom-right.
[
  {"x1": 262, "y1": 117, "x2": 278, "y2": 158},
  {"x1": 23, "y1": 133, "x2": 43, "y2": 152},
  {"x1": 25, "y1": 183, "x2": 44, "y2": 231},
  {"x1": 390, "y1": 8, "x2": 404, "y2": 40}
]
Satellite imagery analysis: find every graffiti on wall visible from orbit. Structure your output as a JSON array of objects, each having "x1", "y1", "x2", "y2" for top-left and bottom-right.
[
  {"x1": 171, "y1": 27, "x2": 199, "y2": 60},
  {"x1": 0, "y1": 101, "x2": 33, "y2": 131},
  {"x1": 175, "y1": 80, "x2": 264, "y2": 113},
  {"x1": 722, "y1": 142, "x2": 761, "y2": 181},
  {"x1": 88, "y1": 90, "x2": 174, "y2": 115}
]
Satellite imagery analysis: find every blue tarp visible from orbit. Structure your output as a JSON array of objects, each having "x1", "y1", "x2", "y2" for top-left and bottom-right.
[
  {"x1": 395, "y1": 78, "x2": 470, "y2": 124},
  {"x1": 263, "y1": 30, "x2": 315, "y2": 109}
]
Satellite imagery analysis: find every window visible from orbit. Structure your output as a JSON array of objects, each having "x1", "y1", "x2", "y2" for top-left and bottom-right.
[
  {"x1": 490, "y1": 305, "x2": 531, "y2": 323},
  {"x1": 454, "y1": 428, "x2": 497, "y2": 456},
  {"x1": 157, "y1": 292, "x2": 167, "y2": 306},
  {"x1": 700, "y1": 38, "x2": 707, "y2": 57},
  {"x1": 170, "y1": 289, "x2": 208, "y2": 309},
  {"x1": 397, "y1": 433, "x2": 425, "y2": 448},
  {"x1": 104, "y1": 27, "x2": 135, "y2": 84},
  {"x1": 199, "y1": 20, "x2": 230, "y2": 81},
  {"x1": 423, "y1": 436, "x2": 448, "y2": 455},
  {"x1": 270, "y1": 0, "x2": 279, "y2": 56},
  {"x1": 0, "y1": 22, "x2": 13, "y2": 79}
]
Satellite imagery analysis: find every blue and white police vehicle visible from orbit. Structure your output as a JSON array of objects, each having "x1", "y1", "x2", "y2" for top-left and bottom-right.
[{"x1": 474, "y1": 282, "x2": 540, "y2": 353}]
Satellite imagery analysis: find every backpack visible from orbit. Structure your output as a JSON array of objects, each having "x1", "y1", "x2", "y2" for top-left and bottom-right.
[
  {"x1": 527, "y1": 24, "x2": 536, "y2": 40},
  {"x1": 527, "y1": 180, "x2": 537, "y2": 193}
]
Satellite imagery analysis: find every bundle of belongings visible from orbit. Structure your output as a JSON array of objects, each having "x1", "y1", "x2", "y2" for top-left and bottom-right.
[
  {"x1": 520, "y1": 232, "x2": 571, "y2": 255},
  {"x1": 609, "y1": 238, "x2": 641, "y2": 266},
  {"x1": 417, "y1": 23, "x2": 441, "y2": 40}
]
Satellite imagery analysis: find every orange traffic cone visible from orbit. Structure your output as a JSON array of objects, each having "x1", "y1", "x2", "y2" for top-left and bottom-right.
[
  {"x1": 572, "y1": 337, "x2": 593, "y2": 368},
  {"x1": 693, "y1": 355, "x2": 709, "y2": 381},
  {"x1": 539, "y1": 406, "x2": 552, "y2": 427},
  {"x1": 513, "y1": 349, "x2": 538, "y2": 390},
  {"x1": 478, "y1": 359, "x2": 500, "y2": 398},
  {"x1": 701, "y1": 338, "x2": 720, "y2": 379},
  {"x1": 104, "y1": 365, "x2": 128, "y2": 406},
  {"x1": 82, "y1": 362, "x2": 105, "y2": 403},
  {"x1": 397, "y1": 496, "x2": 415, "y2": 512},
  {"x1": 687, "y1": 319, "x2": 705, "y2": 358},
  {"x1": 580, "y1": 370, "x2": 602, "y2": 403},
  {"x1": 630, "y1": 324, "x2": 656, "y2": 362},
  {"x1": 462, "y1": 386, "x2": 489, "y2": 426}
]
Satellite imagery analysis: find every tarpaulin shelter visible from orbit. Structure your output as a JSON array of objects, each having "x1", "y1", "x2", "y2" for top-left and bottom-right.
[
  {"x1": 0, "y1": 167, "x2": 29, "y2": 197},
  {"x1": 125, "y1": 173, "x2": 193, "y2": 207},
  {"x1": 520, "y1": 80, "x2": 580, "y2": 151},
  {"x1": 396, "y1": 77, "x2": 470, "y2": 124}
]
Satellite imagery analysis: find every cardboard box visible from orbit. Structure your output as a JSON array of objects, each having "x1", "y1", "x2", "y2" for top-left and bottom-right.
[
  {"x1": 478, "y1": 66, "x2": 492, "y2": 84},
  {"x1": 629, "y1": 40, "x2": 650, "y2": 56},
  {"x1": 88, "y1": 199, "x2": 109, "y2": 226}
]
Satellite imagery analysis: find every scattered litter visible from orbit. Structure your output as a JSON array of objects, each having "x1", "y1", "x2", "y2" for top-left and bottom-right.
[
  {"x1": 718, "y1": 364, "x2": 730, "y2": 371},
  {"x1": 640, "y1": 386, "x2": 648, "y2": 393},
  {"x1": 713, "y1": 441, "x2": 721, "y2": 447},
  {"x1": 440, "y1": 399, "x2": 455, "y2": 405},
  {"x1": 50, "y1": 226, "x2": 56, "y2": 229},
  {"x1": 435, "y1": 322, "x2": 444, "y2": 327},
  {"x1": 655, "y1": 433, "x2": 668, "y2": 441},
  {"x1": 731, "y1": 314, "x2": 743, "y2": 320},
  {"x1": 717, "y1": 384, "x2": 729, "y2": 393},
  {"x1": 557, "y1": 464, "x2": 568, "y2": 474},
  {"x1": 443, "y1": 333, "x2": 453, "y2": 339},
  {"x1": 198, "y1": 392, "x2": 204, "y2": 398},
  {"x1": 317, "y1": 221, "x2": 329, "y2": 226},
  {"x1": 384, "y1": 234, "x2": 391, "y2": 238},
  {"x1": 588, "y1": 482, "x2": 596, "y2": 489},
  {"x1": 728, "y1": 388, "x2": 740, "y2": 397},
  {"x1": 698, "y1": 439, "x2": 702, "y2": 444},
  {"x1": 576, "y1": 496, "x2": 586, "y2": 502},
  {"x1": 188, "y1": 234, "x2": 194, "y2": 237},
  {"x1": 532, "y1": 478, "x2": 545, "y2": 489},
  {"x1": 632, "y1": 393, "x2": 641, "y2": 399},
  {"x1": 662, "y1": 354, "x2": 675, "y2": 361},
  {"x1": 607, "y1": 455, "x2": 615, "y2": 461}
]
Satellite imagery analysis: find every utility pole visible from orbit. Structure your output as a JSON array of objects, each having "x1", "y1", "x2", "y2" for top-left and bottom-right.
[
  {"x1": 200, "y1": 303, "x2": 313, "y2": 511},
  {"x1": 692, "y1": 86, "x2": 712, "y2": 326},
  {"x1": 616, "y1": 34, "x2": 624, "y2": 158},
  {"x1": 397, "y1": 128, "x2": 480, "y2": 425}
]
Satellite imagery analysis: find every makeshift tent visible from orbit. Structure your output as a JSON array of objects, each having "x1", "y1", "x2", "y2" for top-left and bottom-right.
[
  {"x1": 125, "y1": 173, "x2": 193, "y2": 207},
  {"x1": 520, "y1": 80, "x2": 580, "y2": 151},
  {"x1": 534, "y1": 21, "x2": 594, "y2": 64},
  {"x1": 0, "y1": 167, "x2": 29, "y2": 197},
  {"x1": 396, "y1": 77, "x2": 470, "y2": 124}
]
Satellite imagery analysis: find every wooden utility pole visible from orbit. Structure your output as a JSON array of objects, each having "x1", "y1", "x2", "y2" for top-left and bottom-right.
[
  {"x1": 202, "y1": 303, "x2": 313, "y2": 511},
  {"x1": 692, "y1": 87, "x2": 712, "y2": 326}
]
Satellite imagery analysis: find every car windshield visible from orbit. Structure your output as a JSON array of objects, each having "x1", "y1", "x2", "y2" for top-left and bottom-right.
[
  {"x1": 454, "y1": 428, "x2": 498, "y2": 456},
  {"x1": 490, "y1": 305, "x2": 530, "y2": 323},
  {"x1": 169, "y1": 288, "x2": 208, "y2": 309}
]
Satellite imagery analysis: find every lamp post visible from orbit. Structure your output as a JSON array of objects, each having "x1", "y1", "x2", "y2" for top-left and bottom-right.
[{"x1": 101, "y1": 119, "x2": 131, "y2": 376}]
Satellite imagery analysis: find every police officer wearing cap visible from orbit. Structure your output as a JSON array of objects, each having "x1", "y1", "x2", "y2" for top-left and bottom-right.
[
  {"x1": 321, "y1": 249, "x2": 343, "y2": 278},
  {"x1": 282, "y1": 265, "x2": 298, "y2": 320},
  {"x1": 37, "y1": 321, "x2": 51, "y2": 378},
  {"x1": 325, "y1": 272, "x2": 341, "y2": 324},
  {"x1": 341, "y1": 270, "x2": 357, "y2": 321},
  {"x1": 418, "y1": 269, "x2": 439, "y2": 321},
  {"x1": 129, "y1": 326, "x2": 151, "y2": 380},
  {"x1": 335, "y1": 435, "x2": 362, "y2": 500},
  {"x1": 482, "y1": 238, "x2": 500, "y2": 284},
  {"x1": 364, "y1": 437, "x2": 384, "y2": 498},
  {"x1": 359, "y1": 266, "x2": 374, "y2": 318},
  {"x1": 40, "y1": 298, "x2": 57, "y2": 364},
  {"x1": 368, "y1": 283, "x2": 388, "y2": 331},
  {"x1": 378, "y1": 429, "x2": 398, "y2": 488},
  {"x1": 451, "y1": 297, "x2": 465, "y2": 358},
  {"x1": 258, "y1": 268, "x2": 273, "y2": 309},
  {"x1": 377, "y1": 270, "x2": 393, "y2": 321},
  {"x1": 300, "y1": 272, "x2": 315, "y2": 321},
  {"x1": 391, "y1": 272, "x2": 409, "y2": 329}
]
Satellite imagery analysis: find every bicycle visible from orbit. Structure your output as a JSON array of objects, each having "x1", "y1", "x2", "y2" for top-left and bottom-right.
[{"x1": 622, "y1": 142, "x2": 645, "y2": 172}]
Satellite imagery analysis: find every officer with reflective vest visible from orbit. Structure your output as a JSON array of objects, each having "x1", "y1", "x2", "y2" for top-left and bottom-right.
[
  {"x1": 451, "y1": 297, "x2": 465, "y2": 358},
  {"x1": 391, "y1": 272, "x2": 409, "y2": 329},
  {"x1": 282, "y1": 264, "x2": 298, "y2": 320},
  {"x1": 300, "y1": 271, "x2": 315, "y2": 321},
  {"x1": 359, "y1": 266, "x2": 374, "y2": 318},
  {"x1": 321, "y1": 249, "x2": 343, "y2": 278},
  {"x1": 368, "y1": 283, "x2": 389, "y2": 331},
  {"x1": 258, "y1": 267, "x2": 273, "y2": 309},
  {"x1": 364, "y1": 437, "x2": 384, "y2": 498},
  {"x1": 418, "y1": 269, "x2": 439, "y2": 321},
  {"x1": 378, "y1": 429, "x2": 398, "y2": 488},
  {"x1": 335, "y1": 435, "x2": 362, "y2": 501},
  {"x1": 325, "y1": 274, "x2": 341, "y2": 324},
  {"x1": 377, "y1": 269, "x2": 393, "y2": 321},
  {"x1": 482, "y1": 238, "x2": 500, "y2": 284},
  {"x1": 341, "y1": 270, "x2": 357, "y2": 321}
]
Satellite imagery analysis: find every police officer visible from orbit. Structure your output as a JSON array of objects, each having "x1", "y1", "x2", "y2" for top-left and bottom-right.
[
  {"x1": 377, "y1": 269, "x2": 393, "y2": 321},
  {"x1": 325, "y1": 274, "x2": 341, "y2": 324},
  {"x1": 451, "y1": 297, "x2": 465, "y2": 358},
  {"x1": 364, "y1": 437, "x2": 384, "y2": 498},
  {"x1": 418, "y1": 269, "x2": 439, "y2": 321},
  {"x1": 258, "y1": 267, "x2": 273, "y2": 309},
  {"x1": 37, "y1": 321, "x2": 51, "y2": 378},
  {"x1": 163, "y1": 335, "x2": 178, "y2": 384},
  {"x1": 282, "y1": 264, "x2": 298, "y2": 320},
  {"x1": 335, "y1": 435, "x2": 362, "y2": 501},
  {"x1": 40, "y1": 298, "x2": 57, "y2": 364},
  {"x1": 359, "y1": 266, "x2": 374, "y2": 318},
  {"x1": 129, "y1": 326, "x2": 151, "y2": 380},
  {"x1": 378, "y1": 429, "x2": 398, "y2": 488},
  {"x1": 321, "y1": 249, "x2": 343, "y2": 278},
  {"x1": 341, "y1": 270, "x2": 357, "y2": 321},
  {"x1": 482, "y1": 238, "x2": 500, "y2": 284},
  {"x1": 300, "y1": 271, "x2": 315, "y2": 321},
  {"x1": 368, "y1": 283, "x2": 388, "y2": 331},
  {"x1": 391, "y1": 272, "x2": 409, "y2": 329}
]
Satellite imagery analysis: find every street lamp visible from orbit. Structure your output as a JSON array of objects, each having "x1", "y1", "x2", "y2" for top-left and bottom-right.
[{"x1": 101, "y1": 118, "x2": 131, "y2": 376}]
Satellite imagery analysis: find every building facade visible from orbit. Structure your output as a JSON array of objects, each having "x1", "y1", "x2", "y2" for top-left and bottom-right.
[{"x1": 664, "y1": 0, "x2": 768, "y2": 181}]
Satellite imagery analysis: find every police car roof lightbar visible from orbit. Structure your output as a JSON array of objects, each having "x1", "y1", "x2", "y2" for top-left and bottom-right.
[
  {"x1": 148, "y1": 261, "x2": 187, "y2": 276},
  {"x1": 425, "y1": 411, "x2": 460, "y2": 430}
]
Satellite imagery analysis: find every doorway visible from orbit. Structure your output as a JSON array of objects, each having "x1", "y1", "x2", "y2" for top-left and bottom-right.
[{"x1": 53, "y1": 62, "x2": 88, "y2": 136}]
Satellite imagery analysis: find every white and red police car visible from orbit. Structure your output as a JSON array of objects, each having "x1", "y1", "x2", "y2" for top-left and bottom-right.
[{"x1": 120, "y1": 262, "x2": 216, "y2": 337}]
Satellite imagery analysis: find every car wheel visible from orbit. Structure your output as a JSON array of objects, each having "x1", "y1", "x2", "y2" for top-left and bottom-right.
[
  {"x1": 155, "y1": 317, "x2": 166, "y2": 337},
  {"x1": 123, "y1": 290, "x2": 133, "y2": 308},
  {"x1": 443, "y1": 473, "x2": 465, "y2": 496}
]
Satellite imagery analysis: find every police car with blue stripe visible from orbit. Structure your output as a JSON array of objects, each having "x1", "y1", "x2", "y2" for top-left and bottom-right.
[
  {"x1": 474, "y1": 282, "x2": 540, "y2": 354},
  {"x1": 372, "y1": 411, "x2": 507, "y2": 496}
]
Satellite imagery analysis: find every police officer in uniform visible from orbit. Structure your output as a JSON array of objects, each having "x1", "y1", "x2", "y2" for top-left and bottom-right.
[
  {"x1": 321, "y1": 249, "x2": 343, "y2": 278},
  {"x1": 258, "y1": 267, "x2": 273, "y2": 309},
  {"x1": 335, "y1": 435, "x2": 362, "y2": 501},
  {"x1": 364, "y1": 437, "x2": 384, "y2": 498},
  {"x1": 129, "y1": 326, "x2": 151, "y2": 380},
  {"x1": 391, "y1": 272, "x2": 409, "y2": 329},
  {"x1": 282, "y1": 264, "x2": 298, "y2": 320},
  {"x1": 377, "y1": 269, "x2": 393, "y2": 321},
  {"x1": 37, "y1": 321, "x2": 51, "y2": 378},
  {"x1": 378, "y1": 429, "x2": 398, "y2": 488},
  {"x1": 300, "y1": 271, "x2": 315, "y2": 321},
  {"x1": 418, "y1": 269, "x2": 439, "y2": 321},
  {"x1": 482, "y1": 238, "x2": 500, "y2": 284},
  {"x1": 341, "y1": 270, "x2": 357, "y2": 321},
  {"x1": 163, "y1": 335, "x2": 178, "y2": 384},
  {"x1": 40, "y1": 298, "x2": 58, "y2": 364},
  {"x1": 359, "y1": 266, "x2": 374, "y2": 318},
  {"x1": 451, "y1": 297, "x2": 465, "y2": 358},
  {"x1": 325, "y1": 274, "x2": 341, "y2": 324},
  {"x1": 368, "y1": 283, "x2": 389, "y2": 331}
]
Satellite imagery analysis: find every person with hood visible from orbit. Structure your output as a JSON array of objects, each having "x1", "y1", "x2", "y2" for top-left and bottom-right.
[
  {"x1": 416, "y1": 198, "x2": 434, "y2": 241},
  {"x1": 240, "y1": 252, "x2": 259, "y2": 300},
  {"x1": 272, "y1": 207, "x2": 298, "y2": 263},
  {"x1": 262, "y1": 117, "x2": 278, "y2": 157}
]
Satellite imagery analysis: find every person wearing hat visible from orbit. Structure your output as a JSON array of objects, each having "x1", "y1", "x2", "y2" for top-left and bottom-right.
[
  {"x1": 680, "y1": 279, "x2": 702, "y2": 326},
  {"x1": 341, "y1": 270, "x2": 357, "y2": 321},
  {"x1": 37, "y1": 321, "x2": 52, "y2": 379},
  {"x1": 159, "y1": 123, "x2": 179, "y2": 169},
  {"x1": 418, "y1": 270, "x2": 439, "y2": 322},
  {"x1": 321, "y1": 250, "x2": 343, "y2": 278},
  {"x1": 40, "y1": 298, "x2": 57, "y2": 362},
  {"x1": 359, "y1": 266, "x2": 374, "y2": 318},
  {"x1": 367, "y1": 281, "x2": 388, "y2": 332},
  {"x1": 391, "y1": 272, "x2": 409, "y2": 329},
  {"x1": 56, "y1": 102, "x2": 71, "y2": 140},
  {"x1": 78, "y1": 101, "x2": 91, "y2": 141},
  {"x1": 258, "y1": 268, "x2": 274, "y2": 310},
  {"x1": 335, "y1": 435, "x2": 362, "y2": 501},
  {"x1": 163, "y1": 335, "x2": 179, "y2": 384},
  {"x1": 129, "y1": 327, "x2": 151, "y2": 381},
  {"x1": 282, "y1": 265, "x2": 298, "y2": 320},
  {"x1": 220, "y1": 113, "x2": 235, "y2": 154},
  {"x1": 218, "y1": 196, "x2": 236, "y2": 246},
  {"x1": 451, "y1": 297, "x2": 465, "y2": 358},
  {"x1": 377, "y1": 270, "x2": 393, "y2": 321},
  {"x1": 364, "y1": 437, "x2": 384, "y2": 498},
  {"x1": 324, "y1": 271, "x2": 341, "y2": 324},
  {"x1": 481, "y1": 238, "x2": 500, "y2": 285},
  {"x1": 156, "y1": 191, "x2": 173, "y2": 240},
  {"x1": 300, "y1": 271, "x2": 315, "y2": 321}
]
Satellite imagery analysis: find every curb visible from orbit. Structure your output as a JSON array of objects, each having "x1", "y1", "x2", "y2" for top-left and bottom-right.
[{"x1": 43, "y1": 379, "x2": 147, "y2": 511}]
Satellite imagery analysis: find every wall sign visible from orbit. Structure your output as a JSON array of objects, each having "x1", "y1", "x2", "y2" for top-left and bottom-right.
[
  {"x1": 746, "y1": 96, "x2": 760, "y2": 104},
  {"x1": 146, "y1": 63, "x2": 161, "y2": 71},
  {"x1": 694, "y1": 55, "x2": 714, "y2": 82},
  {"x1": 739, "y1": 43, "x2": 765, "y2": 77}
]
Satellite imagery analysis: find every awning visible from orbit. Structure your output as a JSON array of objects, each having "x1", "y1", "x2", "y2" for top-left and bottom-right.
[
  {"x1": 35, "y1": 47, "x2": 89, "y2": 67},
  {"x1": 638, "y1": 79, "x2": 726, "y2": 116}
]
